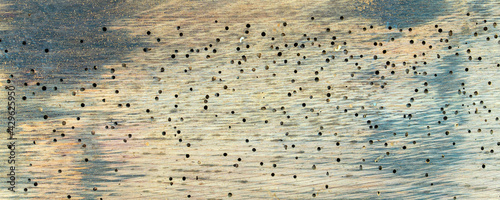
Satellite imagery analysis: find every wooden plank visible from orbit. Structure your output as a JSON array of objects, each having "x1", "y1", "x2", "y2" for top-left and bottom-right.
[{"x1": 1, "y1": 0, "x2": 500, "y2": 199}]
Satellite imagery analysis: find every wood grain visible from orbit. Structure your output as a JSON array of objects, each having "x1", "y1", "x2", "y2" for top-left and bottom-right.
[{"x1": 1, "y1": 0, "x2": 500, "y2": 199}]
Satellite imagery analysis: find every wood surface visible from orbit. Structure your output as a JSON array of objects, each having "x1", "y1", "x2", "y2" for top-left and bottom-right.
[{"x1": 1, "y1": 0, "x2": 500, "y2": 199}]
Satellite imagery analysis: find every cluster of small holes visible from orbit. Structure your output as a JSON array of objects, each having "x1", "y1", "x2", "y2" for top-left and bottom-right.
[{"x1": 7, "y1": 4, "x2": 500, "y2": 200}]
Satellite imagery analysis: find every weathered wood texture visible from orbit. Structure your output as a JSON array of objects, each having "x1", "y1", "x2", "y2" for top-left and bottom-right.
[{"x1": 1, "y1": 0, "x2": 500, "y2": 199}]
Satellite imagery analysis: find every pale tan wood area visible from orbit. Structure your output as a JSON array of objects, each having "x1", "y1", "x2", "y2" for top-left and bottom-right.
[{"x1": 1, "y1": 0, "x2": 500, "y2": 199}]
